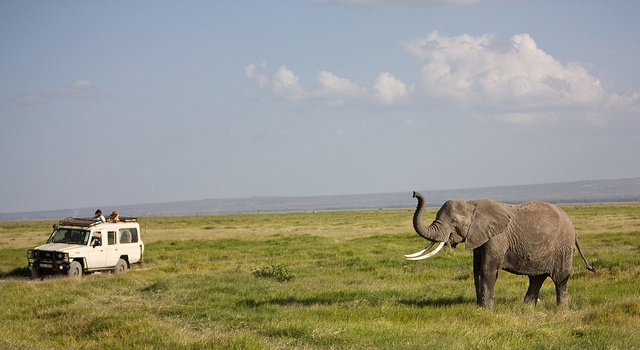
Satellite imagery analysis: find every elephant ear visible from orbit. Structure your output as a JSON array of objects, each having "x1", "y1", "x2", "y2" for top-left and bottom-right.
[{"x1": 465, "y1": 200, "x2": 510, "y2": 250}]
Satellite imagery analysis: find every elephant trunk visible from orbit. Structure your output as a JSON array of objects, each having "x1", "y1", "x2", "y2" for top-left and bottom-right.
[
  {"x1": 405, "y1": 192, "x2": 448, "y2": 260},
  {"x1": 412, "y1": 192, "x2": 449, "y2": 242}
]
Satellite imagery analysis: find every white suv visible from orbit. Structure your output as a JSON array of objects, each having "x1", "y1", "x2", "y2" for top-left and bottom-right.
[{"x1": 28, "y1": 217, "x2": 144, "y2": 278}]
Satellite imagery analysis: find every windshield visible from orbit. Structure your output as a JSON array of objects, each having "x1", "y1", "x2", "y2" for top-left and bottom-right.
[{"x1": 47, "y1": 228, "x2": 90, "y2": 245}]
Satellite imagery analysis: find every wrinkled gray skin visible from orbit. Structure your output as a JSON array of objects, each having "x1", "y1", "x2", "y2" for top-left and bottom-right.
[{"x1": 412, "y1": 191, "x2": 595, "y2": 310}]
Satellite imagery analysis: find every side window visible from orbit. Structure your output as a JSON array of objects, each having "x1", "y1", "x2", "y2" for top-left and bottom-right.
[
  {"x1": 108, "y1": 231, "x2": 116, "y2": 245},
  {"x1": 119, "y1": 228, "x2": 139, "y2": 244},
  {"x1": 91, "y1": 231, "x2": 102, "y2": 247},
  {"x1": 130, "y1": 228, "x2": 139, "y2": 243}
]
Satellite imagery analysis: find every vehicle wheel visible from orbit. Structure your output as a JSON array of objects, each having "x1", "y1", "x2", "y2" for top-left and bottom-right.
[
  {"x1": 114, "y1": 259, "x2": 128, "y2": 274},
  {"x1": 31, "y1": 266, "x2": 41, "y2": 279},
  {"x1": 68, "y1": 261, "x2": 83, "y2": 278}
]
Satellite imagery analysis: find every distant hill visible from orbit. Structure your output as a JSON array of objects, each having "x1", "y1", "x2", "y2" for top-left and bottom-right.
[{"x1": 2, "y1": 178, "x2": 640, "y2": 221}]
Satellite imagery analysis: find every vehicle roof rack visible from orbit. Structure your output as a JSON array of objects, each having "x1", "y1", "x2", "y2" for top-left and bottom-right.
[
  {"x1": 120, "y1": 217, "x2": 138, "y2": 223},
  {"x1": 58, "y1": 217, "x2": 137, "y2": 227}
]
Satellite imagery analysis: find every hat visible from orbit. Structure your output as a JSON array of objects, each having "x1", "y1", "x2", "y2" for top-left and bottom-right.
[{"x1": 111, "y1": 211, "x2": 118, "y2": 216}]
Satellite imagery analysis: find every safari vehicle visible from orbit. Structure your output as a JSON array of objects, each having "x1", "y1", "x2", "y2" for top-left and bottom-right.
[{"x1": 28, "y1": 217, "x2": 144, "y2": 278}]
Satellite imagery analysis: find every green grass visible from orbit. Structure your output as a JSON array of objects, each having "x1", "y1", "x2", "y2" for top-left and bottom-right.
[{"x1": 1, "y1": 205, "x2": 640, "y2": 349}]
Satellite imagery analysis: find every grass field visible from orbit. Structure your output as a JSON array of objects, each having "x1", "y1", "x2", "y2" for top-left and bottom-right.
[{"x1": 1, "y1": 204, "x2": 639, "y2": 349}]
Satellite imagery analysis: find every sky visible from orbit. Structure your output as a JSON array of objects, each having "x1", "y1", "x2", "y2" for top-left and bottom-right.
[{"x1": 1, "y1": 0, "x2": 639, "y2": 214}]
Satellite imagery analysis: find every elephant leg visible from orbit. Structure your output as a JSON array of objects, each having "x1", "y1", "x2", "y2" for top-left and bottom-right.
[
  {"x1": 524, "y1": 275, "x2": 547, "y2": 306},
  {"x1": 552, "y1": 273, "x2": 570, "y2": 307},
  {"x1": 473, "y1": 248, "x2": 482, "y2": 304},
  {"x1": 473, "y1": 246, "x2": 502, "y2": 310}
]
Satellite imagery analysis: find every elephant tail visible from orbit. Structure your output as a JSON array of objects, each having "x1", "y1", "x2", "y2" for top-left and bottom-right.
[{"x1": 575, "y1": 237, "x2": 596, "y2": 273}]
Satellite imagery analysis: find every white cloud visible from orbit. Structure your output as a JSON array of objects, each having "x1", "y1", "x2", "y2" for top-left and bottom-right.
[
  {"x1": 247, "y1": 63, "x2": 405, "y2": 106},
  {"x1": 405, "y1": 31, "x2": 638, "y2": 123},
  {"x1": 62, "y1": 80, "x2": 106, "y2": 98},
  {"x1": 269, "y1": 66, "x2": 307, "y2": 101},
  {"x1": 315, "y1": 71, "x2": 365, "y2": 106},
  {"x1": 13, "y1": 80, "x2": 109, "y2": 105},
  {"x1": 13, "y1": 94, "x2": 43, "y2": 105},
  {"x1": 316, "y1": 71, "x2": 363, "y2": 99},
  {"x1": 245, "y1": 62, "x2": 264, "y2": 78},
  {"x1": 246, "y1": 64, "x2": 307, "y2": 101},
  {"x1": 247, "y1": 32, "x2": 639, "y2": 125},
  {"x1": 372, "y1": 72, "x2": 412, "y2": 105},
  {"x1": 409, "y1": 32, "x2": 586, "y2": 108}
]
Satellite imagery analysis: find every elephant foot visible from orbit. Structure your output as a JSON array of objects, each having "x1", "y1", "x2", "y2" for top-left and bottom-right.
[
  {"x1": 556, "y1": 291, "x2": 569, "y2": 307},
  {"x1": 477, "y1": 298, "x2": 494, "y2": 310},
  {"x1": 523, "y1": 295, "x2": 539, "y2": 306}
]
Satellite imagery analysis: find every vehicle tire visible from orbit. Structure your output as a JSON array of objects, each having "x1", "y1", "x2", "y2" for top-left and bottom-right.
[
  {"x1": 114, "y1": 259, "x2": 128, "y2": 274},
  {"x1": 67, "y1": 261, "x2": 83, "y2": 278},
  {"x1": 31, "y1": 266, "x2": 41, "y2": 279}
]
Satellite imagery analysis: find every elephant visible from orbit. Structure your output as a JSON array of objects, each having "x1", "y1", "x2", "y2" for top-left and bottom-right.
[{"x1": 407, "y1": 191, "x2": 595, "y2": 310}]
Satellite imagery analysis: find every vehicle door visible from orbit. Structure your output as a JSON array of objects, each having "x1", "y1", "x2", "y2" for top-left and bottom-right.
[
  {"x1": 105, "y1": 230, "x2": 120, "y2": 267},
  {"x1": 85, "y1": 230, "x2": 107, "y2": 268}
]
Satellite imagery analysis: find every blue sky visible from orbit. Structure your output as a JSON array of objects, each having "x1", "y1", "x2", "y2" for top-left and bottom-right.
[{"x1": 1, "y1": 0, "x2": 639, "y2": 214}]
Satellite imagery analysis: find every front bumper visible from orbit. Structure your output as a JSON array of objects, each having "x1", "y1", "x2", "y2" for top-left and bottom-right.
[{"x1": 28, "y1": 249, "x2": 70, "y2": 272}]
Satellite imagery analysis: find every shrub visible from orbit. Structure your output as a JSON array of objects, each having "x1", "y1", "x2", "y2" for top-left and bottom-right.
[{"x1": 252, "y1": 263, "x2": 294, "y2": 282}]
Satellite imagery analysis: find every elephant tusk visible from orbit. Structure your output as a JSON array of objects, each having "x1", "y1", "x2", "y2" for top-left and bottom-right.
[
  {"x1": 406, "y1": 241, "x2": 445, "y2": 260},
  {"x1": 404, "y1": 241, "x2": 436, "y2": 258}
]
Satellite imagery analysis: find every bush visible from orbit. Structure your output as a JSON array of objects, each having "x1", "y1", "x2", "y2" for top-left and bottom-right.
[{"x1": 252, "y1": 263, "x2": 294, "y2": 282}]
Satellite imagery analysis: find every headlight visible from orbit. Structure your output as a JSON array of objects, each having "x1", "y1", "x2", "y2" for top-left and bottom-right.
[{"x1": 56, "y1": 252, "x2": 68, "y2": 260}]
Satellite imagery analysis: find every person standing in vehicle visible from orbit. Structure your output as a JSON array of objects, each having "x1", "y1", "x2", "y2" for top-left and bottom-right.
[
  {"x1": 94, "y1": 209, "x2": 105, "y2": 223},
  {"x1": 108, "y1": 211, "x2": 120, "y2": 222}
]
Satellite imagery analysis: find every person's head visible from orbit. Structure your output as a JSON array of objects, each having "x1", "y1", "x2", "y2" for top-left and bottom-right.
[
  {"x1": 111, "y1": 211, "x2": 118, "y2": 217},
  {"x1": 95, "y1": 209, "x2": 102, "y2": 217}
]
